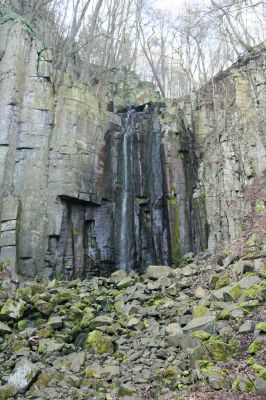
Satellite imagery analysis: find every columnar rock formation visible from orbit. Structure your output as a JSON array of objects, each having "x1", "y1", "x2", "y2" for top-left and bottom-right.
[{"x1": 0, "y1": 21, "x2": 265, "y2": 278}]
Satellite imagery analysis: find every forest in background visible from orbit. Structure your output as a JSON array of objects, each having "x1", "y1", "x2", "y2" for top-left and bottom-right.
[{"x1": 1, "y1": 0, "x2": 265, "y2": 98}]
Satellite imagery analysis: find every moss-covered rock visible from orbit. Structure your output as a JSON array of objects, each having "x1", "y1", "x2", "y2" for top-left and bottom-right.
[
  {"x1": 255, "y1": 322, "x2": 266, "y2": 333},
  {"x1": 0, "y1": 384, "x2": 18, "y2": 399},
  {"x1": 233, "y1": 376, "x2": 255, "y2": 393},
  {"x1": 191, "y1": 330, "x2": 211, "y2": 341},
  {"x1": 193, "y1": 306, "x2": 209, "y2": 318},
  {"x1": 85, "y1": 330, "x2": 114, "y2": 355},
  {"x1": 34, "y1": 299, "x2": 53, "y2": 316},
  {"x1": 215, "y1": 273, "x2": 231, "y2": 290},
  {"x1": 248, "y1": 339, "x2": 263, "y2": 354},
  {"x1": 80, "y1": 307, "x2": 95, "y2": 328},
  {"x1": 1, "y1": 299, "x2": 26, "y2": 320},
  {"x1": 253, "y1": 364, "x2": 266, "y2": 381},
  {"x1": 205, "y1": 339, "x2": 239, "y2": 361}
]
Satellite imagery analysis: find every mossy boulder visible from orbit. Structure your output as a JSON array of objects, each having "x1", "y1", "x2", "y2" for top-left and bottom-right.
[
  {"x1": 80, "y1": 307, "x2": 95, "y2": 328},
  {"x1": 205, "y1": 367, "x2": 231, "y2": 390},
  {"x1": 248, "y1": 339, "x2": 263, "y2": 354},
  {"x1": 205, "y1": 339, "x2": 239, "y2": 361},
  {"x1": 255, "y1": 322, "x2": 266, "y2": 333},
  {"x1": 215, "y1": 274, "x2": 231, "y2": 290},
  {"x1": 34, "y1": 299, "x2": 53, "y2": 316},
  {"x1": 85, "y1": 330, "x2": 114, "y2": 355},
  {"x1": 17, "y1": 284, "x2": 45, "y2": 301},
  {"x1": 233, "y1": 376, "x2": 255, "y2": 393},
  {"x1": 88, "y1": 315, "x2": 114, "y2": 330},
  {"x1": 193, "y1": 306, "x2": 209, "y2": 318},
  {"x1": 33, "y1": 372, "x2": 63, "y2": 390},
  {"x1": 1, "y1": 299, "x2": 26, "y2": 320},
  {"x1": 253, "y1": 364, "x2": 266, "y2": 381},
  {"x1": 51, "y1": 291, "x2": 72, "y2": 306},
  {"x1": 0, "y1": 384, "x2": 18, "y2": 399},
  {"x1": 38, "y1": 338, "x2": 64, "y2": 354}
]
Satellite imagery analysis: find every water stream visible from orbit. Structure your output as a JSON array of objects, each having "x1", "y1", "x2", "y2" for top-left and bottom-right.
[{"x1": 119, "y1": 109, "x2": 135, "y2": 271}]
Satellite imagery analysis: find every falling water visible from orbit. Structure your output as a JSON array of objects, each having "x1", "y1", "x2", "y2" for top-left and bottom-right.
[{"x1": 119, "y1": 108, "x2": 135, "y2": 271}]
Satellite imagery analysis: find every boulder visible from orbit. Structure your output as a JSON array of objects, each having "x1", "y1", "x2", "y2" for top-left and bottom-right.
[
  {"x1": 85, "y1": 330, "x2": 114, "y2": 354},
  {"x1": 146, "y1": 265, "x2": 172, "y2": 280},
  {"x1": 8, "y1": 358, "x2": 40, "y2": 393},
  {"x1": 0, "y1": 321, "x2": 12, "y2": 335}
]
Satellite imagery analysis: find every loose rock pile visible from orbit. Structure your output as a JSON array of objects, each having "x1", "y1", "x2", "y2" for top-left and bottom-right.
[{"x1": 0, "y1": 253, "x2": 265, "y2": 399}]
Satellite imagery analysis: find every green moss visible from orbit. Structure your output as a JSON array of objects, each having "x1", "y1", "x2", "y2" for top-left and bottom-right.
[
  {"x1": 193, "y1": 306, "x2": 209, "y2": 318},
  {"x1": 80, "y1": 307, "x2": 95, "y2": 328},
  {"x1": 85, "y1": 366, "x2": 101, "y2": 379},
  {"x1": 17, "y1": 320, "x2": 27, "y2": 330},
  {"x1": 85, "y1": 330, "x2": 114, "y2": 355},
  {"x1": 34, "y1": 300, "x2": 53, "y2": 316},
  {"x1": 35, "y1": 372, "x2": 63, "y2": 388},
  {"x1": 191, "y1": 330, "x2": 211, "y2": 341},
  {"x1": 229, "y1": 284, "x2": 242, "y2": 300},
  {"x1": 18, "y1": 284, "x2": 45, "y2": 301},
  {"x1": 248, "y1": 340, "x2": 263, "y2": 354},
  {"x1": 255, "y1": 201, "x2": 265, "y2": 214},
  {"x1": 255, "y1": 322, "x2": 266, "y2": 332},
  {"x1": 243, "y1": 283, "x2": 265, "y2": 300},
  {"x1": 253, "y1": 364, "x2": 266, "y2": 381},
  {"x1": 0, "y1": 383, "x2": 18, "y2": 399},
  {"x1": 233, "y1": 376, "x2": 255, "y2": 393},
  {"x1": 205, "y1": 339, "x2": 239, "y2": 361},
  {"x1": 166, "y1": 366, "x2": 179, "y2": 377},
  {"x1": 51, "y1": 291, "x2": 72, "y2": 306},
  {"x1": 215, "y1": 273, "x2": 231, "y2": 290}
]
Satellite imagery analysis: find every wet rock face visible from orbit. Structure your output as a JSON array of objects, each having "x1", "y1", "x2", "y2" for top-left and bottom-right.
[
  {"x1": 116, "y1": 108, "x2": 171, "y2": 272},
  {"x1": 0, "y1": 22, "x2": 187, "y2": 278}
]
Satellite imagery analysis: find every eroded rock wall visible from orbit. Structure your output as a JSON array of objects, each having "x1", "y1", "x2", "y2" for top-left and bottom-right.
[
  {"x1": 182, "y1": 49, "x2": 266, "y2": 252},
  {"x1": 0, "y1": 22, "x2": 121, "y2": 278}
]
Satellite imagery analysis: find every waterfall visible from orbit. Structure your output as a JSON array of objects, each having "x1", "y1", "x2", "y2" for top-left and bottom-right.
[
  {"x1": 119, "y1": 108, "x2": 135, "y2": 271},
  {"x1": 117, "y1": 106, "x2": 172, "y2": 273}
]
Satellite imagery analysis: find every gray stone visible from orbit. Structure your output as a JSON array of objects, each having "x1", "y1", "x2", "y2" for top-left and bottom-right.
[
  {"x1": 111, "y1": 270, "x2": 127, "y2": 282},
  {"x1": 53, "y1": 352, "x2": 85, "y2": 373},
  {"x1": 47, "y1": 316, "x2": 63, "y2": 329},
  {"x1": 39, "y1": 338, "x2": 64, "y2": 354},
  {"x1": 238, "y1": 275, "x2": 261, "y2": 289},
  {"x1": 183, "y1": 315, "x2": 216, "y2": 335},
  {"x1": 194, "y1": 286, "x2": 209, "y2": 299},
  {"x1": 146, "y1": 265, "x2": 172, "y2": 280},
  {"x1": 117, "y1": 277, "x2": 135, "y2": 289},
  {"x1": 8, "y1": 358, "x2": 40, "y2": 393},
  {"x1": 89, "y1": 315, "x2": 114, "y2": 329},
  {"x1": 239, "y1": 320, "x2": 253, "y2": 333},
  {"x1": 0, "y1": 321, "x2": 12, "y2": 335}
]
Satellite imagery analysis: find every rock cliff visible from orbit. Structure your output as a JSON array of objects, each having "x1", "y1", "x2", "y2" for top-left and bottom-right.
[{"x1": 0, "y1": 21, "x2": 265, "y2": 279}]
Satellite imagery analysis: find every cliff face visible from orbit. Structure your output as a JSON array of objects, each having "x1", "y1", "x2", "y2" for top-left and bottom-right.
[
  {"x1": 0, "y1": 21, "x2": 265, "y2": 279},
  {"x1": 187, "y1": 50, "x2": 266, "y2": 252},
  {"x1": 0, "y1": 22, "x2": 121, "y2": 279}
]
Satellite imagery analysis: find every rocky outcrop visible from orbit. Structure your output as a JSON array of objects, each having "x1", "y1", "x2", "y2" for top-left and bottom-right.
[
  {"x1": 183, "y1": 48, "x2": 266, "y2": 252},
  {"x1": 0, "y1": 22, "x2": 121, "y2": 278},
  {"x1": 0, "y1": 22, "x2": 183, "y2": 278},
  {"x1": 0, "y1": 20, "x2": 265, "y2": 279}
]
